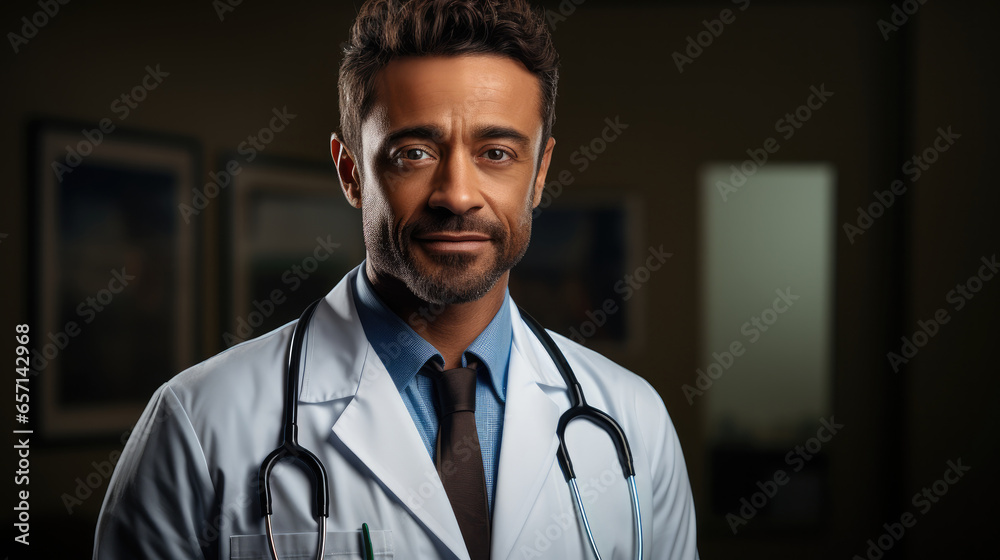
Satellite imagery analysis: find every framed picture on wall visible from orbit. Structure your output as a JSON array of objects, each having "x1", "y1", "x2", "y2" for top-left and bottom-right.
[
  {"x1": 223, "y1": 155, "x2": 366, "y2": 349},
  {"x1": 29, "y1": 119, "x2": 202, "y2": 440},
  {"x1": 510, "y1": 193, "x2": 644, "y2": 355}
]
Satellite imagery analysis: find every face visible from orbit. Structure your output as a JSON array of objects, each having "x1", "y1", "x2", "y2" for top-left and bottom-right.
[{"x1": 335, "y1": 54, "x2": 555, "y2": 305}]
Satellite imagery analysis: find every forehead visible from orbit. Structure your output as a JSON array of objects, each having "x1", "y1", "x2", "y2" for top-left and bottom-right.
[{"x1": 367, "y1": 54, "x2": 543, "y2": 140}]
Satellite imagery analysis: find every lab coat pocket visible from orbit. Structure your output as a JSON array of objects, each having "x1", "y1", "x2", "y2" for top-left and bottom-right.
[{"x1": 230, "y1": 529, "x2": 393, "y2": 558}]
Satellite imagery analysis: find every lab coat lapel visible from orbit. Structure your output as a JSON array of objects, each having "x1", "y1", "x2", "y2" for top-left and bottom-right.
[
  {"x1": 331, "y1": 352, "x2": 470, "y2": 559},
  {"x1": 305, "y1": 266, "x2": 468, "y2": 559},
  {"x1": 491, "y1": 307, "x2": 565, "y2": 560}
]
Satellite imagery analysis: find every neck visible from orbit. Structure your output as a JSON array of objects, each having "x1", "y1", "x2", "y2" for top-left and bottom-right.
[{"x1": 365, "y1": 262, "x2": 508, "y2": 369}]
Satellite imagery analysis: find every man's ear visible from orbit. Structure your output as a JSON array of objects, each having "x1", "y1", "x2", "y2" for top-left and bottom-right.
[
  {"x1": 531, "y1": 136, "x2": 557, "y2": 208},
  {"x1": 331, "y1": 133, "x2": 362, "y2": 208}
]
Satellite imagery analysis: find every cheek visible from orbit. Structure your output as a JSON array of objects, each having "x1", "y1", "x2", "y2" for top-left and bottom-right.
[
  {"x1": 484, "y1": 173, "x2": 535, "y2": 218},
  {"x1": 360, "y1": 188, "x2": 393, "y2": 239},
  {"x1": 509, "y1": 184, "x2": 536, "y2": 228},
  {"x1": 362, "y1": 182, "x2": 419, "y2": 236}
]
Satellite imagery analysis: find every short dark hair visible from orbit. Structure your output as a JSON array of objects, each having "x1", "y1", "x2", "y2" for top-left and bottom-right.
[{"x1": 338, "y1": 0, "x2": 559, "y2": 166}]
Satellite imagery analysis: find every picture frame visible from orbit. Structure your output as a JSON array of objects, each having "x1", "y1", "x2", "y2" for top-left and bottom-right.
[
  {"x1": 28, "y1": 119, "x2": 202, "y2": 440},
  {"x1": 510, "y1": 192, "x2": 644, "y2": 355},
  {"x1": 222, "y1": 155, "x2": 367, "y2": 349}
]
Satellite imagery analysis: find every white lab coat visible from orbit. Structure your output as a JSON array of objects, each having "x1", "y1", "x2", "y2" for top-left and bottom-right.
[{"x1": 94, "y1": 266, "x2": 699, "y2": 559}]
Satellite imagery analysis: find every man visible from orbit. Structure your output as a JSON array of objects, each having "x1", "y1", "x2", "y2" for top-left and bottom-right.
[{"x1": 94, "y1": 0, "x2": 699, "y2": 558}]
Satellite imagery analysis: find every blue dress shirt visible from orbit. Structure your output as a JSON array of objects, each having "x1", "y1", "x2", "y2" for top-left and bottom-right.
[{"x1": 351, "y1": 265, "x2": 511, "y2": 510}]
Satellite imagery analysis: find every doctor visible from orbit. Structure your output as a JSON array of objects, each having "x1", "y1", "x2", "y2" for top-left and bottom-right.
[{"x1": 94, "y1": 0, "x2": 699, "y2": 558}]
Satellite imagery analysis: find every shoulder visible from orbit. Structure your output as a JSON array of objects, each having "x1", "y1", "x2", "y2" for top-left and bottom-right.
[
  {"x1": 546, "y1": 329, "x2": 667, "y2": 415},
  {"x1": 159, "y1": 320, "x2": 296, "y2": 424},
  {"x1": 541, "y1": 328, "x2": 686, "y2": 469},
  {"x1": 509, "y1": 303, "x2": 668, "y2": 422}
]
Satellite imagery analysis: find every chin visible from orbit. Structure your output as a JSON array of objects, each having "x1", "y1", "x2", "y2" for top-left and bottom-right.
[
  {"x1": 421, "y1": 250, "x2": 482, "y2": 269},
  {"x1": 406, "y1": 251, "x2": 505, "y2": 305}
]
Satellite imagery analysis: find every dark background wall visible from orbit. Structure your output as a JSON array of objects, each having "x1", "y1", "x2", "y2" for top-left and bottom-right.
[{"x1": 2, "y1": 0, "x2": 996, "y2": 558}]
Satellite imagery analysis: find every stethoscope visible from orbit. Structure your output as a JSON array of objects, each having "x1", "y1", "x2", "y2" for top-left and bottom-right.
[{"x1": 258, "y1": 297, "x2": 643, "y2": 560}]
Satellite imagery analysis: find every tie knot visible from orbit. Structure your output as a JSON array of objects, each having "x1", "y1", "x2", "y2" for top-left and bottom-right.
[{"x1": 425, "y1": 359, "x2": 478, "y2": 416}]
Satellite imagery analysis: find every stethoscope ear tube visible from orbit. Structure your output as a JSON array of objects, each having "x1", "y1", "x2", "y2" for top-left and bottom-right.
[
  {"x1": 519, "y1": 305, "x2": 643, "y2": 559},
  {"x1": 258, "y1": 298, "x2": 330, "y2": 560},
  {"x1": 556, "y1": 406, "x2": 636, "y2": 480},
  {"x1": 559, "y1": 407, "x2": 643, "y2": 560},
  {"x1": 258, "y1": 298, "x2": 330, "y2": 519},
  {"x1": 518, "y1": 306, "x2": 637, "y2": 480},
  {"x1": 517, "y1": 306, "x2": 586, "y2": 408},
  {"x1": 258, "y1": 441, "x2": 331, "y2": 518}
]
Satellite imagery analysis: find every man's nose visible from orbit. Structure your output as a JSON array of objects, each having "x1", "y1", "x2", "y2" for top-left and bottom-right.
[{"x1": 428, "y1": 152, "x2": 486, "y2": 215}]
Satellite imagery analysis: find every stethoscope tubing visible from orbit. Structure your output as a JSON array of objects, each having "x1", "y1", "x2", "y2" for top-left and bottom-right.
[
  {"x1": 518, "y1": 306, "x2": 643, "y2": 559},
  {"x1": 258, "y1": 299, "x2": 329, "y2": 560},
  {"x1": 259, "y1": 299, "x2": 643, "y2": 560}
]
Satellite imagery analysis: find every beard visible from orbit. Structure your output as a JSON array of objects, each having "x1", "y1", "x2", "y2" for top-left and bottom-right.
[{"x1": 364, "y1": 199, "x2": 533, "y2": 305}]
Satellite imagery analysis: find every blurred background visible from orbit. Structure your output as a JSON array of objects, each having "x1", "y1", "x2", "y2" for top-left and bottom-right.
[{"x1": 2, "y1": 0, "x2": 997, "y2": 558}]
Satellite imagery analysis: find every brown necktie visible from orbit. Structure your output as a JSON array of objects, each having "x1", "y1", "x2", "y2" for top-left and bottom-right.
[{"x1": 425, "y1": 359, "x2": 491, "y2": 559}]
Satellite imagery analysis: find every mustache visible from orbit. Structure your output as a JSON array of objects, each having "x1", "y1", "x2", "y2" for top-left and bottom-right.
[{"x1": 405, "y1": 211, "x2": 505, "y2": 240}]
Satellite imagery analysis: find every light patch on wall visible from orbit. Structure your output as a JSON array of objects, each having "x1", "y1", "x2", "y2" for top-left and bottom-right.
[{"x1": 699, "y1": 162, "x2": 836, "y2": 446}]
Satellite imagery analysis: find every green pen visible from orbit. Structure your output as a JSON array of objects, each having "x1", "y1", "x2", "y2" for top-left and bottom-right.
[{"x1": 362, "y1": 522, "x2": 374, "y2": 560}]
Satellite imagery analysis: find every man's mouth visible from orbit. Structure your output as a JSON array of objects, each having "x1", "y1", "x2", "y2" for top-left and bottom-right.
[{"x1": 414, "y1": 232, "x2": 493, "y2": 252}]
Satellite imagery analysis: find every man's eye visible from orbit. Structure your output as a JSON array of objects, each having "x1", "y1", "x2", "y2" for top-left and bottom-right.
[
  {"x1": 391, "y1": 148, "x2": 432, "y2": 165},
  {"x1": 483, "y1": 148, "x2": 511, "y2": 161},
  {"x1": 403, "y1": 148, "x2": 430, "y2": 160}
]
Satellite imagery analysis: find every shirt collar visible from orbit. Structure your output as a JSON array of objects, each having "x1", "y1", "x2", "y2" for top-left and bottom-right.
[{"x1": 352, "y1": 262, "x2": 511, "y2": 401}]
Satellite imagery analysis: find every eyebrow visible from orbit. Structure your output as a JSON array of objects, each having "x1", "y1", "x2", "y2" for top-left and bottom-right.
[{"x1": 378, "y1": 123, "x2": 532, "y2": 155}]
